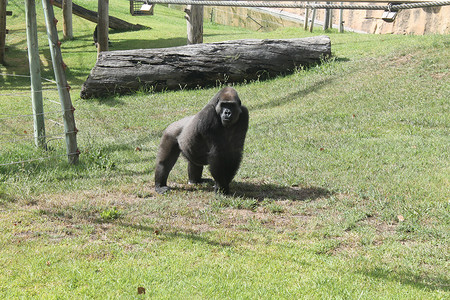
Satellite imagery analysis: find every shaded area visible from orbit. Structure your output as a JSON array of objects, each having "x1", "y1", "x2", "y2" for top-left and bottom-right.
[
  {"x1": 233, "y1": 182, "x2": 331, "y2": 202},
  {"x1": 361, "y1": 267, "x2": 449, "y2": 293}
]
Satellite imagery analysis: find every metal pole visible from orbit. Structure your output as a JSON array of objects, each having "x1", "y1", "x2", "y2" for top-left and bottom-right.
[
  {"x1": 339, "y1": 4, "x2": 344, "y2": 32},
  {"x1": 25, "y1": 0, "x2": 46, "y2": 149},
  {"x1": 42, "y1": 0, "x2": 79, "y2": 164}
]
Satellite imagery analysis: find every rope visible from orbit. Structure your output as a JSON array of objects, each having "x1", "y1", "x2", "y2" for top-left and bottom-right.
[
  {"x1": 0, "y1": 108, "x2": 75, "y2": 119},
  {"x1": 0, "y1": 73, "x2": 57, "y2": 84},
  {"x1": 0, "y1": 152, "x2": 79, "y2": 167},
  {"x1": 146, "y1": 0, "x2": 450, "y2": 10}
]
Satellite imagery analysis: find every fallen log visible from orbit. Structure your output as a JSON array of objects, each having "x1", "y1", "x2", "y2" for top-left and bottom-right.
[
  {"x1": 80, "y1": 36, "x2": 331, "y2": 99},
  {"x1": 53, "y1": 0, "x2": 148, "y2": 31}
]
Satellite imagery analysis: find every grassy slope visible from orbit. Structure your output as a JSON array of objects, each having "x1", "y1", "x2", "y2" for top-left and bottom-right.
[{"x1": 0, "y1": 1, "x2": 449, "y2": 298}]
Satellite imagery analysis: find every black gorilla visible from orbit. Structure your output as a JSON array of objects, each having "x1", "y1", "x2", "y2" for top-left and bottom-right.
[{"x1": 155, "y1": 87, "x2": 249, "y2": 194}]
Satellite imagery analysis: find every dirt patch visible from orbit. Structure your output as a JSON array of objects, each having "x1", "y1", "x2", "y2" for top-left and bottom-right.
[{"x1": 430, "y1": 72, "x2": 448, "y2": 80}]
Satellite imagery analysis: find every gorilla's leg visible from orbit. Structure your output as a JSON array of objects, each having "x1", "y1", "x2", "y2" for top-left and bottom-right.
[
  {"x1": 188, "y1": 163, "x2": 214, "y2": 185},
  {"x1": 188, "y1": 162, "x2": 203, "y2": 184},
  {"x1": 209, "y1": 153, "x2": 241, "y2": 194},
  {"x1": 155, "y1": 135, "x2": 181, "y2": 194}
]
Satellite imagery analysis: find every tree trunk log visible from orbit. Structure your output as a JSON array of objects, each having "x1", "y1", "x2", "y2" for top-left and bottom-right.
[
  {"x1": 53, "y1": 0, "x2": 148, "y2": 31},
  {"x1": 80, "y1": 36, "x2": 331, "y2": 99}
]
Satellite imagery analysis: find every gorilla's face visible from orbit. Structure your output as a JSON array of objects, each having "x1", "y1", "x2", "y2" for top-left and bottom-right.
[
  {"x1": 218, "y1": 101, "x2": 241, "y2": 127},
  {"x1": 215, "y1": 88, "x2": 243, "y2": 128}
]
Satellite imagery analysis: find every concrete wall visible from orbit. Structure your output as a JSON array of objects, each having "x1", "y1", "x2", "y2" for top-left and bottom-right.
[
  {"x1": 295, "y1": 3, "x2": 450, "y2": 34},
  {"x1": 199, "y1": 3, "x2": 450, "y2": 35}
]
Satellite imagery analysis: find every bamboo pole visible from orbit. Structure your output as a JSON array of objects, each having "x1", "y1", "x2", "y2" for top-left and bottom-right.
[
  {"x1": 0, "y1": 0, "x2": 6, "y2": 64},
  {"x1": 25, "y1": 0, "x2": 46, "y2": 149},
  {"x1": 42, "y1": 0, "x2": 79, "y2": 164}
]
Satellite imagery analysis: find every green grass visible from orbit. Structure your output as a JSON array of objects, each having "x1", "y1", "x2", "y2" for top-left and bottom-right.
[{"x1": 1, "y1": 1, "x2": 449, "y2": 298}]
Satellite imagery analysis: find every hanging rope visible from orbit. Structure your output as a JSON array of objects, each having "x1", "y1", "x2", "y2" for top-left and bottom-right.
[{"x1": 142, "y1": 0, "x2": 450, "y2": 10}]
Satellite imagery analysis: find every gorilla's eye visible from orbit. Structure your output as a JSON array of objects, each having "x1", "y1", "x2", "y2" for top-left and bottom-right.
[{"x1": 221, "y1": 103, "x2": 235, "y2": 110}]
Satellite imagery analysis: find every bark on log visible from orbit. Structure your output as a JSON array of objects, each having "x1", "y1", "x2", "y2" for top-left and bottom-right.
[
  {"x1": 53, "y1": 0, "x2": 148, "y2": 31},
  {"x1": 80, "y1": 36, "x2": 331, "y2": 99}
]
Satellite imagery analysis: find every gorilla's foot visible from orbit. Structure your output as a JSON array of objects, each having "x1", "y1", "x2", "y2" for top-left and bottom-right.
[
  {"x1": 214, "y1": 185, "x2": 230, "y2": 195},
  {"x1": 155, "y1": 185, "x2": 170, "y2": 194},
  {"x1": 188, "y1": 178, "x2": 214, "y2": 185}
]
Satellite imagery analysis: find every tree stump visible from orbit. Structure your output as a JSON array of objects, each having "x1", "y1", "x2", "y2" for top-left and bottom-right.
[{"x1": 80, "y1": 36, "x2": 331, "y2": 99}]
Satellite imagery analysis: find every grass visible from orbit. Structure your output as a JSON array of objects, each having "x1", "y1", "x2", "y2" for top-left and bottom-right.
[{"x1": 1, "y1": 0, "x2": 449, "y2": 298}]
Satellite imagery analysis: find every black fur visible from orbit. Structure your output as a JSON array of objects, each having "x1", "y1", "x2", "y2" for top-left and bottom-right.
[{"x1": 155, "y1": 87, "x2": 249, "y2": 194}]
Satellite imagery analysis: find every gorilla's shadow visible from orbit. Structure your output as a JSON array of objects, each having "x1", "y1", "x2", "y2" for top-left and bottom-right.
[{"x1": 231, "y1": 182, "x2": 331, "y2": 202}]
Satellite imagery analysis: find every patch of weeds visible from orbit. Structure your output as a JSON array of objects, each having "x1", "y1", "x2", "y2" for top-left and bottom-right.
[
  {"x1": 136, "y1": 190, "x2": 153, "y2": 198},
  {"x1": 0, "y1": 184, "x2": 16, "y2": 204},
  {"x1": 341, "y1": 210, "x2": 373, "y2": 232},
  {"x1": 356, "y1": 226, "x2": 377, "y2": 246},
  {"x1": 397, "y1": 218, "x2": 420, "y2": 234},
  {"x1": 84, "y1": 148, "x2": 116, "y2": 170},
  {"x1": 197, "y1": 208, "x2": 220, "y2": 226},
  {"x1": 212, "y1": 195, "x2": 258, "y2": 210},
  {"x1": 262, "y1": 199, "x2": 285, "y2": 214},
  {"x1": 312, "y1": 239, "x2": 342, "y2": 255},
  {"x1": 100, "y1": 207, "x2": 122, "y2": 222},
  {"x1": 238, "y1": 217, "x2": 266, "y2": 233}
]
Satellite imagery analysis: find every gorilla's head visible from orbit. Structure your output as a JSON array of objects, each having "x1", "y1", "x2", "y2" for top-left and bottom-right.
[{"x1": 214, "y1": 87, "x2": 242, "y2": 128}]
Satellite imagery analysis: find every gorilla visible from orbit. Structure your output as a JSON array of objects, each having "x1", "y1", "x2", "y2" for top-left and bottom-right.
[{"x1": 155, "y1": 87, "x2": 249, "y2": 194}]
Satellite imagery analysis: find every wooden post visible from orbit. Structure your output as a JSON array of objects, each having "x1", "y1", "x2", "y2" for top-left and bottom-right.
[
  {"x1": 329, "y1": 9, "x2": 333, "y2": 29},
  {"x1": 0, "y1": 0, "x2": 6, "y2": 64},
  {"x1": 339, "y1": 5, "x2": 344, "y2": 33},
  {"x1": 97, "y1": 0, "x2": 109, "y2": 54},
  {"x1": 303, "y1": 3, "x2": 309, "y2": 31},
  {"x1": 42, "y1": 0, "x2": 79, "y2": 164},
  {"x1": 130, "y1": 0, "x2": 135, "y2": 15},
  {"x1": 309, "y1": 4, "x2": 316, "y2": 33},
  {"x1": 25, "y1": 0, "x2": 46, "y2": 149},
  {"x1": 323, "y1": 4, "x2": 330, "y2": 30},
  {"x1": 62, "y1": 0, "x2": 73, "y2": 40},
  {"x1": 185, "y1": 3, "x2": 203, "y2": 45}
]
